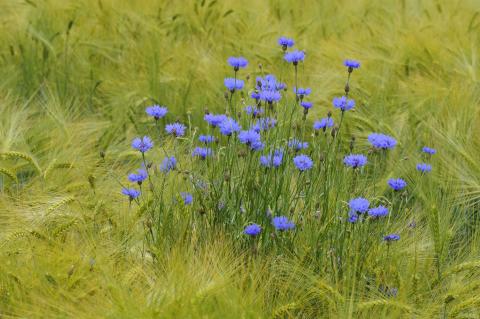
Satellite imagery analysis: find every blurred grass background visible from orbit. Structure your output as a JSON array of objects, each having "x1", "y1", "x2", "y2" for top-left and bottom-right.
[{"x1": 0, "y1": 0, "x2": 480, "y2": 317}]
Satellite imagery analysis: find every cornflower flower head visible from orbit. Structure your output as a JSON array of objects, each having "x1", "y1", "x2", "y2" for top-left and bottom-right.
[
  {"x1": 284, "y1": 50, "x2": 305, "y2": 65},
  {"x1": 260, "y1": 90, "x2": 281, "y2": 104},
  {"x1": 343, "y1": 154, "x2": 367, "y2": 168},
  {"x1": 219, "y1": 117, "x2": 241, "y2": 136},
  {"x1": 145, "y1": 105, "x2": 168, "y2": 120},
  {"x1": 349, "y1": 197, "x2": 370, "y2": 214},
  {"x1": 160, "y1": 156, "x2": 177, "y2": 173},
  {"x1": 227, "y1": 56, "x2": 248, "y2": 71},
  {"x1": 422, "y1": 147, "x2": 436, "y2": 155},
  {"x1": 192, "y1": 147, "x2": 212, "y2": 159},
  {"x1": 252, "y1": 117, "x2": 277, "y2": 132},
  {"x1": 250, "y1": 91, "x2": 261, "y2": 100},
  {"x1": 238, "y1": 129, "x2": 261, "y2": 145},
  {"x1": 132, "y1": 136, "x2": 153, "y2": 153},
  {"x1": 238, "y1": 129, "x2": 263, "y2": 151},
  {"x1": 260, "y1": 149, "x2": 283, "y2": 168},
  {"x1": 276, "y1": 82, "x2": 287, "y2": 90},
  {"x1": 272, "y1": 216, "x2": 295, "y2": 231},
  {"x1": 332, "y1": 96, "x2": 355, "y2": 112},
  {"x1": 368, "y1": 205, "x2": 389, "y2": 219},
  {"x1": 278, "y1": 36, "x2": 295, "y2": 50},
  {"x1": 388, "y1": 178, "x2": 406, "y2": 191},
  {"x1": 204, "y1": 113, "x2": 227, "y2": 127},
  {"x1": 384, "y1": 234, "x2": 400, "y2": 242},
  {"x1": 300, "y1": 101, "x2": 313, "y2": 109},
  {"x1": 288, "y1": 139, "x2": 308, "y2": 151},
  {"x1": 244, "y1": 224, "x2": 262, "y2": 236},
  {"x1": 368, "y1": 133, "x2": 397, "y2": 150},
  {"x1": 293, "y1": 154, "x2": 313, "y2": 171},
  {"x1": 256, "y1": 74, "x2": 279, "y2": 91},
  {"x1": 244, "y1": 105, "x2": 264, "y2": 117},
  {"x1": 344, "y1": 59, "x2": 360, "y2": 71},
  {"x1": 294, "y1": 87, "x2": 311, "y2": 99},
  {"x1": 416, "y1": 163, "x2": 432, "y2": 173},
  {"x1": 224, "y1": 77, "x2": 244, "y2": 92},
  {"x1": 313, "y1": 117, "x2": 334, "y2": 130},
  {"x1": 180, "y1": 192, "x2": 193, "y2": 205},
  {"x1": 165, "y1": 123, "x2": 186, "y2": 137},
  {"x1": 198, "y1": 135, "x2": 216, "y2": 144},
  {"x1": 122, "y1": 188, "x2": 140, "y2": 201},
  {"x1": 128, "y1": 169, "x2": 148, "y2": 184},
  {"x1": 348, "y1": 211, "x2": 359, "y2": 223}
]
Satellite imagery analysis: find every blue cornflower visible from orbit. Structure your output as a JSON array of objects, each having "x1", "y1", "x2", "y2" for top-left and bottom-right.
[
  {"x1": 260, "y1": 90, "x2": 281, "y2": 103},
  {"x1": 250, "y1": 91, "x2": 261, "y2": 100},
  {"x1": 145, "y1": 105, "x2": 168, "y2": 120},
  {"x1": 199, "y1": 135, "x2": 216, "y2": 144},
  {"x1": 313, "y1": 117, "x2": 334, "y2": 130},
  {"x1": 422, "y1": 147, "x2": 436, "y2": 155},
  {"x1": 343, "y1": 154, "x2": 367, "y2": 168},
  {"x1": 384, "y1": 234, "x2": 400, "y2": 242},
  {"x1": 276, "y1": 82, "x2": 287, "y2": 90},
  {"x1": 416, "y1": 163, "x2": 432, "y2": 173},
  {"x1": 368, "y1": 133, "x2": 397, "y2": 149},
  {"x1": 348, "y1": 211, "x2": 359, "y2": 223},
  {"x1": 219, "y1": 118, "x2": 241, "y2": 136},
  {"x1": 293, "y1": 154, "x2": 313, "y2": 171},
  {"x1": 272, "y1": 216, "x2": 295, "y2": 231},
  {"x1": 300, "y1": 101, "x2": 313, "y2": 109},
  {"x1": 204, "y1": 113, "x2": 228, "y2": 127},
  {"x1": 288, "y1": 139, "x2": 308, "y2": 151},
  {"x1": 122, "y1": 188, "x2": 140, "y2": 201},
  {"x1": 333, "y1": 96, "x2": 355, "y2": 112},
  {"x1": 244, "y1": 224, "x2": 262, "y2": 236},
  {"x1": 252, "y1": 117, "x2": 277, "y2": 132},
  {"x1": 180, "y1": 192, "x2": 193, "y2": 205},
  {"x1": 294, "y1": 87, "x2": 311, "y2": 97},
  {"x1": 244, "y1": 105, "x2": 264, "y2": 117},
  {"x1": 256, "y1": 74, "x2": 285, "y2": 91},
  {"x1": 284, "y1": 50, "x2": 305, "y2": 65},
  {"x1": 224, "y1": 78, "x2": 244, "y2": 91},
  {"x1": 192, "y1": 147, "x2": 212, "y2": 159},
  {"x1": 165, "y1": 123, "x2": 186, "y2": 137},
  {"x1": 388, "y1": 178, "x2": 407, "y2": 191},
  {"x1": 132, "y1": 136, "x2": 153, "y2": 153},
  {"x1": 260, "y1": 150, "x2": 283, "y2": 168},
  {"x1": 160, "y1": 156, "x2": 177, "y2": 173},
  {"x1": 344, "y1": 59, "x2": 360, "y2": 69},
  {"x1": 128, "y1": 169, "x2": 148, "y2": 184},
  {"x1": 368, "y1": 205, "x2": 389, "y2": 218},
  {"x1": 278, "y1": 36, "x2": 295, "y2": 50},
  {"x1": 238, "y1": 129, "x2": 263, "y2": 151},
  {"x1": 227, "y1": 56, "x2": 248, "y2": 71},
  {"x1": 349, "y1": 197, "x2": 370, "y2": 214}
]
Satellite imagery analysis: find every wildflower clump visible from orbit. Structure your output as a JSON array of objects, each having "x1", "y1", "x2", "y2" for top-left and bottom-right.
[{"x1": 117, "y1": 36, "x2": 436, "y2": 295}]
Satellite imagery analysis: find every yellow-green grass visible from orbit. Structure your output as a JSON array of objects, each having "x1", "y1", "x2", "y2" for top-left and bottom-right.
[{"x1": 1, "y1": 0, "x2": 480, "y2": 317}]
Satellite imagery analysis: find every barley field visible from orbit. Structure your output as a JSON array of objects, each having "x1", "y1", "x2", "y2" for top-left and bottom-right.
[{"x1": 1, "y1": 0, "x2": 480, "y2": 318}]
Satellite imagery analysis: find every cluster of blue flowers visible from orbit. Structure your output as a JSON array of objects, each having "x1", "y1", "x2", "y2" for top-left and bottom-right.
[
  {"x1": 122, "y1": 108, "x2": 193, "y2": 202},
  {"x1": 347, "y1": 197, "x2": 398, "y2": 241},
  {"x1": 368, "y1": 133, "x2": 397, "y2": 150},
  {"x1": 120, "y1": 35, "x2": 435, "y2": 282},
  {"x1": 417, "y1": 146, "x2": 435, "y2": 173}
]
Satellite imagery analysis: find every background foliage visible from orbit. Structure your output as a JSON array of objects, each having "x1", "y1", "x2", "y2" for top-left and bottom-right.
[{"x1": 1, "y1": 0, "x2": 480, "y2": 317}]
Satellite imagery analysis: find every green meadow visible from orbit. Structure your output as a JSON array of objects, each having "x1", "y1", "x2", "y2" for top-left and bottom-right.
[{"x1": 1, "y1": 0, "x2": 480, "y2": 318}]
